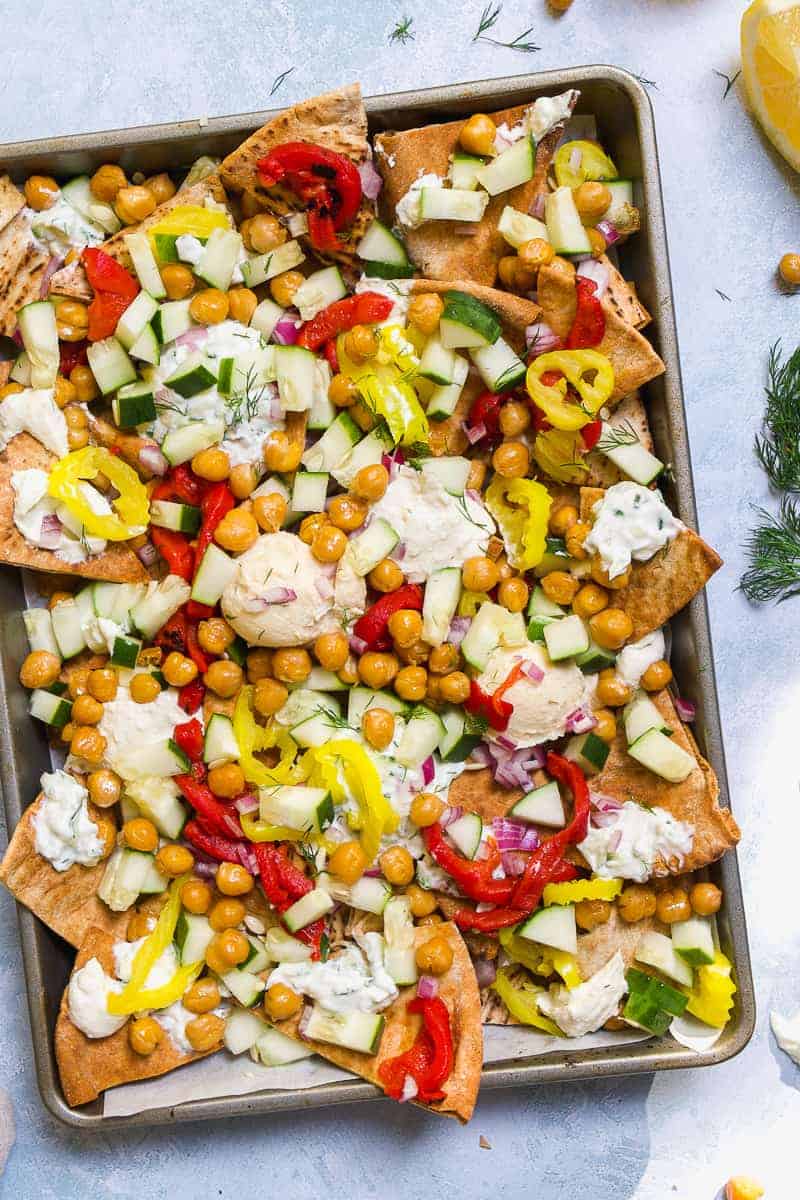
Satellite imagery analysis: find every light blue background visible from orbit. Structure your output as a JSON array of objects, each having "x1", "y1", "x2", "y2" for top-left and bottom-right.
[{"x1": 2, "y1": 1, "x2": 799, "y2": 1196}]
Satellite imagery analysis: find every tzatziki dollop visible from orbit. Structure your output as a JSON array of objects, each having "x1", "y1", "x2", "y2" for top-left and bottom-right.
[
  {"x1": 584, "y1": 482, "x2": 684, "y2": 580},
  {"x1": 538, "y1": 950, "x2": 627, "y2": 1037},
  {"x1": 578, "y1": 800, "x2": 694, "y2": 882},
  {"x1": 32, "y1": 769, "x2": 104, "y2": 872},
  {"x1": 67, "y1": 957, "x2": 126, "y2": 1039},
  {"x1": 267, "y1": 933, "x2": 398, "y2": 1014}
]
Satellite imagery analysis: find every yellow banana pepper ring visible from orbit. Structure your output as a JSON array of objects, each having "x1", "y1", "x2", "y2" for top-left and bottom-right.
[
  {"x1": 683, "y1": 952, "x2": 737, "y2": 1029},
  {"x1": 147, "y1": 204, "x2": 231, "y2": 255},
  {"x1": 47, "y1": 447, "x2": 149, "y2": 541},
  {"x1": 485, "y1": 476, "x2": 551, "y2": 571},
  {"x1": 233, "y1": 688, "x2": 304, "y2": 789},
  {"x1": 491, "y1": 967, "x2": 563, "y2": 1036},
  {"x1": 526, "y1": 349, "x2": 614, "y2": 432},
  {"x1": 458, "y1": 589, "x2": 491, "y2": 617},
  {"x1": 497, "y1": 928, "x2": 582, "y2": 989},
  {"x1": 240, "y1": 811, "x2": 304, "y2": 843},
  {"x1": 107, "y1": 875, "x2": 201, "y2": 1015},
  {"x1": 542, "y1": 878, "x2": 623, "y2": 906},
  {"x1": 304, "y1": 739, "x2": 398, "y2": 864},
  {"x1": 554, "y1": 140, "x2": 619, "y2": 189},
  {"x1": 337, "y1": 332, "x2": 428, "y2": 447},
  {"x1": 532, "y1": 428, "x2": 589, "y2": 485}
]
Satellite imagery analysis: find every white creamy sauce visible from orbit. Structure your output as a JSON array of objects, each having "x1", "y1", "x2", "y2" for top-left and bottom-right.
[
  {"x1": 113, "y1": 937, "x2": 179, "y2": 991},
  {"x1": 771, "y1": 1010, "x2": 800, "y2": 1066},
  {"x1": 32, "y1": 769, "x2": 104, "y2": 872},
  {"x1": 67, "y1": 957, "x2": 126, "y2": 1039},
  {"x1": 354, "y1": 274, "x2": 413, "y2": 325},
  {"x1": 82, "y1": 615, "x2": 126, "y2": 656},
  {"x1": 26, "y1": 196, "x2": 106, "y2": 254},
  {"x1": 0, "y1": 388, "x2": 68, "y2": 457},
  {"x1": 584, "y1": 482, "x2": 684, "y2": 580},
  {"x1": 395, "y1": 172, "x2": 445, "y2": 229},
  {"x1": 616, "y1": 629, "x2": 666, "y2": 687},
  {"x1": 12, "y1": 468, "x2": 108, "y2": 562},
  {"x1": 267, "y1": 934, "x2": 398, "y2": 1014},
  {"x1": 477, "y1": 643, "x2": 590, "y2": 749},
  {"x1": 578, "y1": 800, "x2": 694, "y2": 882},
  {"x1": 154, "y1": 999, "x2": 228, "y2": 1053},
  {"x1": 526, "y1": 91, "x2": 579, "y2": 140},
  {"x1": 537, "y1": 950, "x2": 627, "y2": 1037},
  {"x1": 370, "y1": 466, "x2": 494, "y2": 583},
  {"x1": 97, "y1": 681, "x2": 188, "y2": 780}
]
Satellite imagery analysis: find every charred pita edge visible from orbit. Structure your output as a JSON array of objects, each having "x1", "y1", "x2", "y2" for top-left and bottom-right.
[
  {"x1": 0, "y1": 212, "x2": 50, "y2": 337},
  {"x1": 584, "y1": 392, "x2": 654, "y2": 488},
  {"x1": 0, "y1": 175, "x2": 26, "y2": 234}
]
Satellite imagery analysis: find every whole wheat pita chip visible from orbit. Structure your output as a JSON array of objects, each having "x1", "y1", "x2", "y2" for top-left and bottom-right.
[
  {"x1": 601, "y1": 256, "x2": 650, "y2": 330},
  {"x1": 0, "y1": 176, "x2": 25, "y2": 233},
  {"x1": 271, "y1": 922, "x2": 482, "y2": 1122},
  {"x1": 579, "y1": 486, "x2": 722, "y2": 640},
  {"x1": 537, "y1": 261, "x2": 664, "y2": 403},
  {"x1": 375, "y1": 93, "x2": 578, "y2": 286},
  {"x1": 55, "y1": 927, "x2": 212, "y2": 1107},
  {"x1": 219, "y1": 85, "x2": 374, "y2": 276},
  {"x1": 0, "y1": 433, "x2": 148, "y2": 582},
  {"x1": 583, "y1": 392, "x2": 654, "y2": 487},
  {"x1": 0, "y1": 212, "x2": 50, "y2": 336}
]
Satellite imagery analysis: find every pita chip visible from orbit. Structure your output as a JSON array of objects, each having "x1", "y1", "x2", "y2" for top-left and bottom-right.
[
  {"x1": 375, "y1": 92, "x2": 578, "y2": 286},
  {"x1": 601, "y1": 256, "x2": 650, "y2": 330},
  {"x1": 0, "y1": 176, "x2": 25, "y2": 234},
  {"x1": 55, "y1": 927, "x2": 211, "y2": 1107},
  {"x1": 0, "y1": 212, "x2": 50, "y2": 336},
  {"x1": 583, "y1": 392, "x2": 655, "y2": 488}
]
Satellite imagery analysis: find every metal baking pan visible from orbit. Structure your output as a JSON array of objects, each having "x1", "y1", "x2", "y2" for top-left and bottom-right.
[{"x1": 0, "y1": 65, "x2": 754, "y2": 1129}]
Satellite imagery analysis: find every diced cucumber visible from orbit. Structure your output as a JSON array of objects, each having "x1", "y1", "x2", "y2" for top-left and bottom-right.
[
  {"x1": 109, "y1": 582, "x2": 146, "y2": 627},
  {"x1": 162, "y1": 420, "x2": 225, "y2": 466},
  {"x1": 516, "y1": 904, "x2": 578, "y2": 954},
  {"x1": 259, "y1": 783, "x2": 334, "y2": 833},
  {"x1": 275, "y1": 688, "x2": 343, "y2": 750},
  {"x1": 383, "y1": 896, "x2": 418, "y2": 986},
  {"x1": 290, "y1": 471, "x2": 328, "y2": 514},
  {"x1": 301, "y1": 411, "x2": 360, "y2": 472},
  {"x1": 275, "y1": 344, "x2": 317, "y2": 413},
  {"x1": 510, "y1": 781, "x2": 565, "y2": 828},
  {"x1": 123, "y1": 230, "x2": 166, "y2": 298},
  {"x1": 419, "y1": 455, "x2": 471, "y2": 498},
  {"x1": 123, "y1": 777, "x2": 187, "y2": 839},
  {"x1": 283, "y1": 887, "x2": 335, "y2": 933},
  {"x1": 426, "y1": 353, "x2": 469, "y2": 420},
  {"x1": 317, "y1": 872, "x2": 393, "y2": 916},
  {"x1": 302, "y1": 1005, "x2": 385, "y2": 1054},
  {"x1": 203, "y1": 713, "x2": 239, "y2": 765},
  {"x1": 447, "y1": 812, "x2": 483, "y2": 859},
  {"x1": 604, "y1": 180, "x2": 635, "y2": 227},
  {"x1": 150, "y1": 498, "x2": 201, "y2": 535},
  {"x1": 174, "y1": 911, "x2": 215, "y2": 964},
  {"x1": 119, "y1": 795, "x2": 140, "y2": 824},
  {"x1": 563, "y1": 730, "x2": 610, "y2": 776},
  {"x1": 241, "y1": 239, "x2": 305, "y2": 288},
  {"x1": 10, "y1": 351, "x2": 31, "y2": 385},
  {"x1": 347, "y1": 686, "x2": 407, "y2": 728},
  {"x1": 98, "y1": 847, "x2": 152, "y2": 912},
  {"x1": 115, "y1": 290, "x2": 159, "y2": 351},
  {"x1": 461, "y1": 601, "x2": 526, "y2": 671},
  {"x1": 251, "y1": 1026, "x2": 315, "y2": 1066},
  {"x1": 528, "y1": 586, "x2": 565, "y2": 621},
  {"x1": 307, "y1": 382, "x2": 336, "y2": 431},
  {"x1": 671, "y1": 916, "x2": 715, "y2": 967},
  {"x1": 243, "y1": 934, "x2": 271, "y2": 974},
  {"x1": 138, "y1": 857, "x2": 169, "y2": 895},
  {"x1": 346, "y1": 518, "x2": 399, "y2": 576},
  {"x1": 222, "y1": 968, "x2": 266, "y2": 1008},
  {"x1": 195, "y1": 227, "x2": 243, "y2": 292},
  {"x1": 110, "y1": 633, "x2": 141, "y2": 669},
  {"x1": 597, "y1": 421, "x2": 664, "y2": 485},
  {"x1": 331, "y1": 426, "x2": 393, "y2": 488},
  {"x1": 437, "y1": 707, "x2": 486, "y2": 762},
  {"x1": 355, "y1": 219, "x2": 412, "y2": 273},
  {"x1": 249, "y1": 296, "x2": 285, "y2": 340},
  {"x1": 152, "y1": 298, "x2": 194, "y2": 345},
  {"x1": 543, "y1": 614, "x2": 589, "y2": 662},
  {"x1": 86, "y1": 336, "x2": 136, "y2": 396},
  {"x1": 624, "y1": 692, "x2": 671, "y2": 745},
  {"x1": 293, "y1": 266, "x2": 347, "y2": 321},
  {"x1": 191, "y1": 543, "x2": 237, "y2": 605},
  {"x1": 90, "y1": 581, "x2": 119, "y2": 618},
  {"x1": 224, "y1": 1008, "x2": 267, "y2": 1055},
  {"x1": 439, "y1": 290, "x2": 501, "y2": 350},
  {"x1": 51, "y1": 598, "x2": 87, "y2": 659},
  {"x1": 18, "y1": 301, "x2": 59, "y2": 388},
  {"x1": 395, "y1": 705, "x2": 445, "y2": 768},
  {"x1": 164, "y1": 351, "x2": 217, "y2": 398},
  {"x1": 422, "y1": 565, "x2": 461, "y2": 647},
  {"x1": 635, "y1": 930, "x2": 694, "y2": 988},
  {"x1": 130, "y1": 575, "x2": 191, "y2": 639},
  {"x1": 418, "y1": 188, "x2": 489, "y2": 223},
  {"x1": 623, "y1": 967, "x2": 688, "y2": 1034},
  {"x1": 29, "y1": 688, "x2": 72, "y2": 728},
  {"x1": 470, "y1": 337, "x2": 526, "y2": 393},
  {"x1": 112, "y1": 381, "x2": 157, "y2": 428},
  {"x1": 23, "y1": 608, "x2": 60, "y2": 658},
  {"x1": 545, "y1": 187, "x2": 592, "y2": 255},
  {"x1": 448, "y1": 151, "x2": 486, "y2": 192},
  {"x1": 497, "y1": 205, "x2": 549, "y2": 250},
  {"x1": 266, "y1": 927, "x2": 313, "y2": 962},
  {"x1": 61, "y1": 175, "x2": 121, "y2": 234},
  {"x1": 129, "y1": 326, "x2": 160, "y2": 368},
  {"x1": 574, "y1": 639, "x2": 617, "y2": 674},
  {"x1": 296, "y1": 666, "x2": 349, "y2": 692},
  {"x1": 627, "y1": 729, "x2": 695, "y2": 782},
  {"x1": 418, "y1": 335, "x2": 457, "y2": 386},
  {"x1": 476, "y1": 135, "x2": 534, "y2": 196},
  {"x1": 129, "y1": 738, "x2": 191, "y2": 777}
]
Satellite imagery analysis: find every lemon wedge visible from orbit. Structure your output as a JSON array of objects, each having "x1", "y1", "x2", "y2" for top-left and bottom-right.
[{"x1": 742, "y1": 0, "x2": 800, "y2": 171}]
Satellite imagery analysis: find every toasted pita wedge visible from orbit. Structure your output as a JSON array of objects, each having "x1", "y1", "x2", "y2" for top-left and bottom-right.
[
  {"x1": 0, "y1": 433, "x2": 149, "y2": 582},
  {"x1": 0, "y1": 176, "x2": 25, "y2": 234},
  {"x1": 55, "y1": 927, "x2": 211, "y2": 1107},
  {"x1": 48, "y1": 176, "x2": 229, "y2": 300},
  {"x1": 271, "y1": 922, "x2": 482, "y2": 1122},
  {"x1": 219, "y1": 85, "x2": 374, "y2": 276},
  {"x1": 583, "y1": 392, "x2": 655, "y2": 488},
  {"x1": 375, "y1": 93, "x2": 578, "y2": 286},
  {"x1": 590, "y1": 689, "x2": 739, "y2": 873},
  {"x1": 0, "y1": 213, "x2": 50, "y2": 336},
  {"x1": 537, "y1": 261, "x2": 664, "y2": 403},
  {"x1": 579, "y1": 486, "x2": 722, "y2": 639},
  {"x1": 601, "y1": 256, "x2": 650, "y2": 330}
]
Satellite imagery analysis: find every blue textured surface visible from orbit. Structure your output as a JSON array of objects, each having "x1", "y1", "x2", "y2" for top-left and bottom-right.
[{"x1": 1, "y1": 1, "x2": 798, "y2": 1196}]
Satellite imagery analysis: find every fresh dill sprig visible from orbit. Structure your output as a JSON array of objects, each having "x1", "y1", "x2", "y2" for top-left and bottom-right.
[
  {"x1": 472, "y1": 3, "x2": 539, "y2": 52},
  {"x1": 713, "y1": 68, "x2": 741, "y2": 100},
  {"x1": 634, "y1": 73, "x2": 658, "y2": 91},
  {"x1": 740, "y1": 497, "x2": 800, "y2": 603},
  {"x1": 390, "y1": 15, "x2": 415, "y2": 43},
  {"x1": 155, "y1": 397, "x2": 188, "y2": 418},
  {"x1": 226, "y1": 365, "x2": 265, "y2": 427},
  {"x1": 754, "y1": 341, "x2": 800, "y2": 492},
  {"x1": 270, "y1": 68, "x2": 295, "y2": 97},
  {"x1": 715, "y1": 288, "x2": 732, "y2": 302},
  {"x1": 596, "y1": 420, "x2": 640, "y2": 454}
]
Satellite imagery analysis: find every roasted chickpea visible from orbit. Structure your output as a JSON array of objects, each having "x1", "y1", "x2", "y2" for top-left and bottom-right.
[
  {"x1": 467, "y1": 459, "x2": 487, "y2": 493},
  {"x1": 428, "y1": 644, "x2": 459, "y2": 675},
  {"x1": 155, "y1": 844, "x2": 195, "y2": 877},
  {"x1": 358, "y1": 651, "x2": 399, "y2": 689},
  {"x1": 572, "y1": 582, "x2": 609, "y2": 619},
  {"x1": 208, "y1": 899, "x2": 247, "y2": 934},
  {"x1": 641, "y1": 659, "x2": 673, "y2": 692},
  {"x1": 87, "y1": 769, "x2": 121, "y2": 808},
  {"x1": 405, "y1": 883, "x2": 438, "y2": 918},
  {"x1": 590, "y1": 558, "x2": 632, "y2": 591},
  {"x1": 396, "y1": 638, "x2": 430, "y2": 667},
  {"x1": 459, "y1": 113, "x2": 496, "y2": 156},
  {"x1": 70, "y1": 726, "x2": 106, "y2": 764},
  {"x1": 216, "y1": 860, "x2": 254, "y2": 896},
  {"x1": 328, "y1": 372, "x2": 359, "y2": 407},
  {"x1": 144, "y1": 172, "x2": 176, "y2": 205},
  {"x1": 264, "y1": 983, "x2": 302, "y2": 1021},
  {"x1": 60, "y1": 722, "x2": 76, "y2": 744},
  {"x1": 593, "y1": 708, "x2": 617, "y2": 743},
  {"x1": 213, "y1": 507, "x2": 260, "y2": 554},
  {"x1": 67, "y1": 665, "x2": 91, "y2": 699},
  {"x1": 343, "y1": 325, "x2": 378, "y2": 363},
  {"x1": 181, "y1": 878, "x2": 213, "y2": 915},
  {"x1": 587, "y1": 227, "x2": 606, "y2": 258},
  {"x1": 229, "y1": 463, "x2": 257, "y2": 500},
  {"x1": 54, "y1": 375, "x2": 77, "y2": 408},
  {"x1": 64, "y1": 403, "x2": 88, "y2": 431},
  {"x1": 94, "y1": 817, "x2": 117, "y2": 859},
  {"x1": 70, "y1": 364, "x2": 99, "y2": 403},
  {"x1": 71, "y1": 693, "x2": 104, "y2": 725},
  {"x1": 115, "y1": 184, "x2": 157, "y2": 224},
  {"x1": 387, "y1": 609, "x2": 423, "y2": 649},
  {"x1": 329, "y1": 840, "x2": 368, "y2": 885},
  {"x1": 272, "y1": 648, "x2": 312, "y2": 685},
  {"x1": 549, "y1": 0, "x2": 575, "y2": 10},
  {"x1": 541, "y1": 570, "x2": 580, "y2": 607},
  {"x1": 380, "y1": 845, "x2": 415, "y2": 886},
  {"x1": 0, "y1": 382, "x2": 24, "y2": 400},
  {"x1": 462, "y1": 555, "x2": 499, "y2": 592},
  {"x1": 311, "y1": 524, "x2": 348, "y2": 563},
  {"x1": 492, "y1": 440, "x2": 530, "y2": 479},
  {"x1": 690, "y1": 881, "x2": 722, "y2": 916},
  {"x1": 498, "y1": 577, "x2": 529, "y2": 613},
  {"x1": 565, "y1": 521, "x2": 591, "y2": 560},
  {"x1": 127, "y1": 910, "x2": 155, "y2": 941},
  {"x1": 19, "y1": 650, "x2": 60, "y2": 690},
  {"x1": 409, "y1": 792, "x2": 445, "y2": 828},
  {"x1": 417, "y1": 913, "x2": 443, "y2": 927},
  {"x1": 246, "y1": 648, "x2": 273, "y2": 682},
  {"x1": 180, "y1": 978, "x2": 221, "y2": 1019},
  {"x1": 575, "y1": 898, "x2": 612, "y2": 931},
  {"x1": 160, "y1": 263, "x2": 196, "y2": 300},
  {"x1": 368, "y1": 558, "x2": 404, "y2": 593},
  {"x1": 192, "y1": 446, "x2": 230, "y2": 482},
  {"x1": 362, "y1": 707, "x2": 395, "y2": 751},
  {"x1": 228, "y1": 286, "x2": 258, "y2": 325},
  {"x1": 197, "y1": 617, "x2": 235, "y2": 657},
  {"x1": 351, "y1": 463, "x2": 389, "y2": 502},
  {"x1": 499, "y1": 400, "x2": 531, "y2": 438},
  {"x1": 310, "y1": 632, "x2": 347, "y2": 674},
  {"x1": 123, "y1": 817, "x2": 159, "y2": 853},
  {"x1": 252, "y1": 676, "x2": 289, "y2": 717},
  {"x1": 438, "y1": 671, "x2": 471, "y2": 704},
  {"x1": 351, "y1": 401, "x2": 377, "y2": 431},
  {"x1": 299, "y1": 512, "x2": 328, "y2": 545},
  {"x1": 407, "y1": 293, "x2": 444, "y2": 336},
  {"x1": 617, "y1": 883, "x2": 657, "y2": 923},
  {"x1": 327, "y1": 494, "x2": 367, "y2": 532},
  {"x1": 263, "y1": 430, "x2": 302, "y2": 473},
  {"x1": 518, "y1": 237, "x2": 555, "y2": 271},
  {"x1": 242, "y1": 213, "x2": 286, "y2": 253},
  {"x1": 779, "y1": 253, "x2": 800, "y2": 286},
  {"x1": 48, "y1": 590, "x2": 73, "y2": 608},
  {"x1": 90, "y1": 163, "x2": 127, "y2": 202},
  {"x1": 204, "y1": 659, "x2": 244, "y2": 698},
  {"x1": 270, "y1": 269, "x2": 304, "y2": 308},
  {"x1": 656, "y1": 888, "x2": 692, "y2": 925},
  {"x1": 128, "y1": 1016, "x2": 164, "y2": 1057},
  {"x1": 130, "y1": 673, "x2": 159, "y2": 703},
  {"x1": 24, "y1": 174, "x2": 59, "y2": 210},
  {"x1": 189, "y1": 287, "x2": 229, "y2": 325},
  {"x1": 498, "y1": 255, "x2": 537, "y2": 292},
  {"x1": 394, "y1": 665, "x2": 427, "y2": 702},
  {"x1": 415, "y1": 934, "x2": 454, "y2": 975},
  {"x1": 595, "y1": 668, "x2": 632, "y2": 708},
  {"x1": 208, "y1": 762, "x2": 246, "y2": 800},
  {"x1": 573, "y1": 181, "x2": 612, "y2": 223},
  {"x1": 56, "y1": 300, "x2": 89, "y2": 342},
  {"x1": 588, "y1": 608, "x2": 634, "y2": 651},
  {"x1": 185, "y1": 1012, "x2": 225, "y2": 1052},
  {"x1": 161, "y1": 652, "x2": 198, "y2": 689}
]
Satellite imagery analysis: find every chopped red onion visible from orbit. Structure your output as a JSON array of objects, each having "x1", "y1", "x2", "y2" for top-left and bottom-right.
[
  {"x1": 440, "y1": 805, "x2": 463, "y2": 828},
  {"x1": 357, "y1": 159, "x2": 383, "y2": 201},
  {"x1": 235, "y1": 843, "x2": 260, "y2": 875},
  {"x1": 492, "y1": 817, "x2": 536, "y2": 850},
  {"x1": 136, "y1": 540, "x2": 159, "y2": 567},
  {"x1": 525, "y1": 321, "x2": 562, "y2": 355},
  {"x1": 392, "y1": 541, "x2": 406, "y2": 562},
  {"x1": 590, "y1": 810, "x2": 620, "y2": 829},
  {"x1": 530, "y1": 193, "x2": 546, "y2": 220},
  {"x1": 522, "y1": 747, "x2": 546, "y2": 770},
  {"x1": 315, "y1": 575, "x2": 335, "y2": 600},
  {"x1": 363, "y1": 867, "x2": 383, "y2": 878},
  {"x1": 466, "y1": 489, "x2": 482, "y2": 504},
  {"x1": 501, "y1": 850, "x2": 528, "y2": 877},
  {"x1": 234, "y1": 791, "x2": 259, "y2": 815},
  {"x1": 38, "y1": 513, "x2": 63, "y2": 550},
  {"x1": 520, "y1": 828, "x2": 541, "y2": 851},
  {"x1": 576, "y1": 258, "x2": 610, "y2": 298},
  {"x1": 463, "y1": 421, "x2": 487, "y2": 445},
  {"x1": 272, "y1": 315, "x2": 300, "y2": 345},
  {"x1": 349, "y1": 633, "x2": 368, "y2": 656},
  {"x1": 192, "y1": 859, "x2": 218, "y2": 879},
  {"x1": 454, "y1": 222, "x2": 481, "y2": 236},
  {"x1": 495, "y1": 733, "x2": 518, "y2": 753},
  {"x1": 399, "y1": 1074, "x2": 418, "y2": 1103},
  {"x1": 39, "y1": 254, "x2": 65, "y2": 298},
  {"x1": 521, "y1": 659, "x2": 545, "y2": 683},
  {"x1": 417, "y1": 975, "x2": 439, "y2": 1000},
  {"x1": 568, "y1": 146, "x2": 583, "y2": 174},
  {"x1": 674, "y1": 697, "x2": 697, "y2": 723},
  {"x1": 595, "y1": 219, "x2": 620, "y2": 246},
  {"x1": 262, "y1": 587, "x2": 297, "y2": 605},
  {"x1": 448, "y1": 616, "x2": 471, "y2": 647},
  {"x1": 473, "y1": 957, "x2": 498, "y2": 989},
  {"x1": 421, "y1": 756, "x2": 435, "y2": 786},
  {"x1": 174, "y1": 325, "x2": 210, "y2": 351},
  {"x1": 607, "y1": 828, "x2": 623, "y2": 853},
  {"x1": 565, "y1": 706, "x2": 598, "y2": 735},
  {"x1": 381, "y1": 449, "x2": 405, "y2": 480},
  {"x1": 589, "y1": 791, "x2": 623, "y2": 813},
  {"x1": 470, "y1": 744, "x2": 492, "y2": 767},
  {"x1": 138, "y1": 444, "x2": 168, "y2": 477}
]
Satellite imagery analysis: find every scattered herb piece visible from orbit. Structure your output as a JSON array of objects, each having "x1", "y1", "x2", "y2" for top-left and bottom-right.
[
  {"x1": 715, "y1": 289, "x2": 732, "y2": 302},
  {"x1": 472, "y1": 3, "x2": 539, "y2": 52},
  {"x1": 270, "y1": 68, "x2": 295, "y2": 97},
  {"x1": 740, "y1": 497, "x2": 800, "y2": 603},
  {"x1": 390, "y1": 15, "x2": 415, "y2": 43},
  {"x1": 754, "y1": 342, "x2": 800, "y2": 492},
  {"x1": 713, "y1": 68, "x2": 741, "y2": 100},
  {"x1": 634, "y1": 73, "x2": 658, "y2": 91}
]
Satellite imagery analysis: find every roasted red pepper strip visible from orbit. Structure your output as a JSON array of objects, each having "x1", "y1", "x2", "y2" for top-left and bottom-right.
[
  {"x1": 178, "y1": 677, "x2": 205, "y2": 715},
  {"x1": 296, "y1": 292, "x2": 394, "y2": 351},
  {"x1": 173, "y1": 718, "x2": 204, "y2": 762},
  {"x1": 466, "y1": 391, "x2": 502, "y2": 443},
  {"x1": 257, "y1": 142, "x2": 362, "y2": 253},
  {"x1": 186, "y1": 600, "x2": 215, "y2": 620},
  {"x1": 151, "y1": 464, "x2": 203, "y2": 507},
  {"x1": 423, "y1": 824, "x2": 516, "y2": 905},
  {"x1": 322, "y1": 338, "x2": 339, "y2": 375},
  {"x1": 453, "y1": 861, "x2": 581, "y2": 933},
  {"x1": 176, "y1": 775, "x2": 243, "y2": 840},
  {"x1": 82, "y1": 248, "x2": 139, "y2": 342},
  {"x1": 352, "y1": 583, "x2": 423, "y2": 651},
  {"x1": 542, "y1": 751, "x2": 591, "y2": 851},
  {"x1": 565, "y1": 276, "x2": 605, "y2": 350},
  {"x1": 183, "y1": 820, "x2": 243, "y2": 863},
  {"x1": 185, "y1": 620, "x2": 210, "y2": 675},
  {"x1": 379, "y1": 996, "x2": 453, "y2": 1103},
  {"x1": 151, "y1": 528, "x2": 194, "y2": 581},
  {"x1": 464, "y1": 679, "x2": 513, "y2": 733},
  {"x1": 195, "y1": 481, "x2": 235, "y2": 566},
  {"x1": 155, "y1": 608, "x2": 188, "y2": 655},
  {"x1": 58, "y1": 339, "x2": 87, "y2": 376},
  {"x1": 253, "y1": 843, "x2": 323, "y2": 956},
  {"x1": 581, "y1": 418, "x2": 603, "y2": 450}
]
